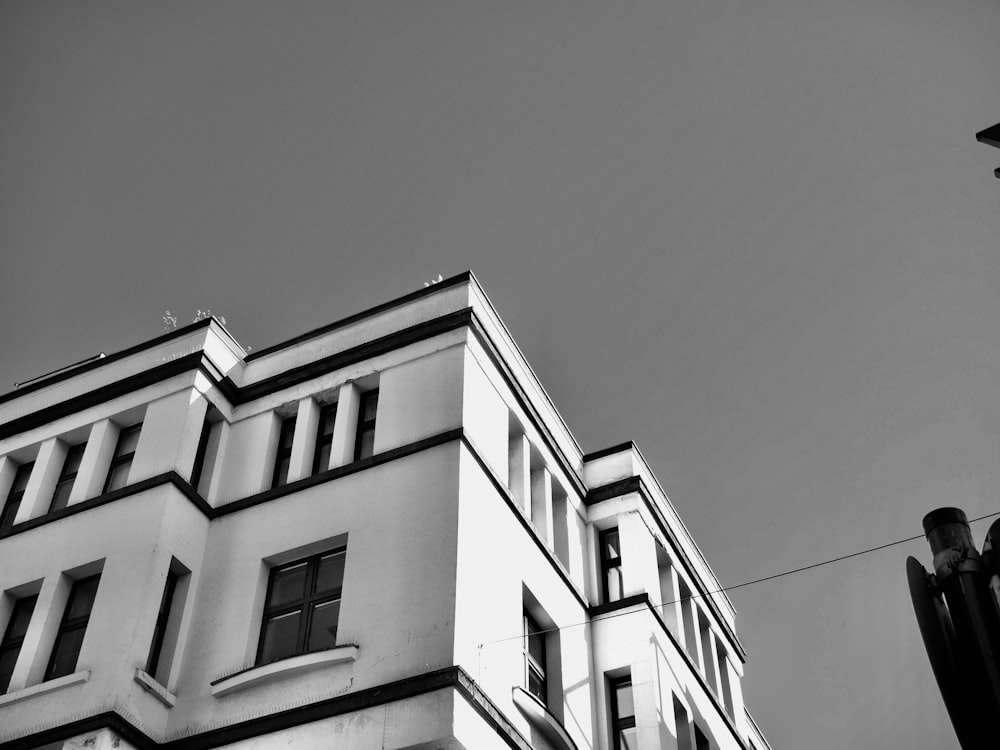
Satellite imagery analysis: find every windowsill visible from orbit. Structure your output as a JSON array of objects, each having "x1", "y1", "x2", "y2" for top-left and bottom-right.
[
  {"x1": 511, "y1": 686, "x2": 578, "y2": 750},
  {"x1": 134, "y1": 668, "x2": 176, "y2": 707},
  {"x1": 0, "y1": 670, "x2": 90, "y2": 707},
  {"x1": 211, "y1": 645, "x2": 358, "y2": 697}
]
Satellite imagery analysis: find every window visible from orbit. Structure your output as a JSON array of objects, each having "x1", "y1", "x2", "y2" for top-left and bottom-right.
[
  {"x1": 354, "y1": 390, "x2": 378, "y2": 461},
  {"x1": 50, "y1": 443, "x2": 86, "y2": 513},
  {"x1": 45, "y1": 574, "x2": 100, "y2": 680},
  {"x1": 609, "y1": 674, "x2": 637, "y2": 750},
  {"x1": 257, "y1": 547, "x2": 345, "y2": 664},
  {"x1": 313, "y1": 403, "x2": 337, "y2": 474},
  {"x1": 523, "y1": 611, "x2": 547, "y2": 704},
  {"x1": 600, "y1": 528, "x2": 624, "y2": 603},
  {"x1": 0, "y1": 595, "x2": 37, "y2": 693},
  {"x1": 673, "y1": 695, "x2": 693, "y2": 750},
  {"x1": 679, "y1": 578, "x2": 698, "y2": 663},
  {"x1": 694, "y1": 722, "x2": 710, "y2": 750},
  {"x1": 104, "y1": 423, "x2": 142, "y2": 493},
  {"x1": 189, "y1": 413, "x2": 214, "y2": 492},
  {"x1": 146, "y1": 569, "x2": 179, "y2": 679},
  {"x1": 271, "y1": 416, "x2": 296, "y2": 488},
  {"x1": 1, "y1": 462, "x2": 33, "y2": 533}
]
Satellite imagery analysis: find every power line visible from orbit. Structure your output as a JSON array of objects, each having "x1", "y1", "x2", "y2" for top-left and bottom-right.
[{"x1": 480, "y1": 509, "x2": 1000, "y2": 648}]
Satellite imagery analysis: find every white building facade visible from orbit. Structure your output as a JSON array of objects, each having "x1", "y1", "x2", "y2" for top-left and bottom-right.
[{"x1": 0, "y1": 272, "x2": 771, "y2": 750}]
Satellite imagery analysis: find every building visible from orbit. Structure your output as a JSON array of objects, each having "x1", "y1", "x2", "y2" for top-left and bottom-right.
[{"x1": 0, "y1": 272, "x2": 771, "y2": 750}]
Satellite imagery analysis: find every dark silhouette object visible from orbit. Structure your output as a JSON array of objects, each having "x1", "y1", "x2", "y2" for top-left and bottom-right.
[
  {"x1": 975, "y1": 123, "x2": 1000, "y2": 178},
  {"x1": 907, "y1": 508, "x2": 1000, "y2": 748}
]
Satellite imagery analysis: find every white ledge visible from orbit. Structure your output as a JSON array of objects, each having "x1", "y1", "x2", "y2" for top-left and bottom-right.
[
  {"x1": 0, "y1": 671, "x2": 90, "y2": 707},
  {"x1": 512, "y1": 686, "x2": 578, "y2": 750},
  {"x1": 134, "y1": 668, "x2": 177, "y2": 707},
  {"x1": 211, "y1": 646, "x2": 358, "y2": 697}
]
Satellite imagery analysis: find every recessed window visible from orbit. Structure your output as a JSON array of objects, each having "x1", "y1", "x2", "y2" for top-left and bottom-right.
[
  {"x1": 523, "y1": 611, "x2": 547, "y2": 704},
  {"x1": 609, "y1": 674, "x2": 637, "y2": 750},
  {"x1": 599, "y1": 527, "x2": 624, "y2": 603},
  {"x1": 271, "y1": 416, "x2": 297, "y2": 488},
  {"x1": 257, "y1": 547, "x2": 346, "y2": 665},
  {"x1": 354, "y1": 390, "x2": 378, "y2": 461},
  {"x1": 0, "y1": 594, "x2": 37, "y2": 693},
  {"x1": 45, "y1": 574, "x2": 101, "y2": 680},
  {"x1": 189, "y1": 413, "x2": 215, "y2": 493},
  {"x1": 1, "y1": 462, "x2": 34, "y2": 533},
  {"x1": 146, "y1": 569, "x2": 179, "y2": 680},
  {"x1": 313, "y1": 403, "x2": 337, "y2": 474},
  {"x1": 694, "y1": 721, "x2": 710, "y2": 750},
  {"x1": 104, "y1": 423, "x2": 142, "y2": 493},
  {"x1": 50, "y1": 443, "x2": 86, "y2": 513},
  {"x1": 673, "y1": 695, "x2": 693, "y2": 750}
]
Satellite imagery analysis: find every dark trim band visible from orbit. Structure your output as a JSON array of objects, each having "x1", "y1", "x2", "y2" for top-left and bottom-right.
[{"x1": 0, "y1": 666, "x2": 528, "y2": 750}]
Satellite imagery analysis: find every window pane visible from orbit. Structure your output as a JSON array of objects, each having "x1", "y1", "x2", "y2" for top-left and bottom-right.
[
  {"x1": 63, "y1": 445, "x2": 85, "y2": 477},
  {"x1": 66, "y1": 578, "x2": 100, "y2": 620},
  {"x1": 607, "y1": 568, "x2": 623, "y2": 601},
  {"x1": 314, "y1": 443, "x2": 331, "y2": 474},
  {"x1": 49, "y1": 480, "x2": 74, "y2": 513},
  {"x1": 615, "y1": 682, "x2": 635, "y2": 719},
  {"x1": 617, "y1": 728, "x2": 638, "y2": 750},
  {"x1": 273, "y1": 457, "x2": 290, "y2": 488},
  {"x1": 279, "y1": 418, "x2": 296, "y2": 450},
  {"x1": 0, "y1": 497, "x2": 21, "y2": 532},
  {"x1": 11, "y1": 463, "x2": 33, "y2": 494},
  {"x1": 0, "y1": 647, "x2": 19, "y2": 693},
  {"x1": 269, "y1": 562, "x2": 308, "y2": 607},
  {"x1": 104, "y1": 462, "x2": 131, "y2": 493},
  {"x1": 603, "y1": 530, "x2": 620, "y2": 560},
  {"x1": 307, "y1": 599, "x2": 340, "y2": 651},
  {"x1": 320, "y1": 406, "x2": 337, "y2": 438},
  {"x1": 356, "y1": 430, "x2": 375, "y2": 460},
  {"x1": 528, "y1": 667, "x2": 546, "y2": 701},
  {"x1": 314, "y1": 551, "x2": 345, "y2": 594},
  {"x1": 5, "y1": 597, "x2": 36, "y2": 641},
  {"x1": 116, "y1": 425, "x2": 142, "y2": 456},
  {"x1": 48, "y1": 626, "x2": 86, "y2": 679},
  {"x1": 361, "y1": 393, "x2": 378, "y2": 422},
  {"x1": 260, "y1": 610, "x2": 301, "y2": 663},
  {"x1": 528, "y1": 629, "x2": 545, "y2": 665}
]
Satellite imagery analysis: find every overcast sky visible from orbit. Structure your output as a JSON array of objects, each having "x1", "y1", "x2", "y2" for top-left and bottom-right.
[{"x1": 3, "y1": 2, "x2": 1000, "y2": 748}]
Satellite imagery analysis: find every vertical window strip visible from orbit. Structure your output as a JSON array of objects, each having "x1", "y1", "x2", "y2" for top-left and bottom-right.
[
  {"x1": 189, "y1": 414, "x2": 214, "y2": 492},
  {"x1": 145, "y1": 569, "x2": 179, "y2": 679},
  {"x1": 353, "y1": 390, "x2": 378, "y2": 461},
  {"x1": 600, "y1": 527, "x2": 624, "y2": 603},
  {"x1": 523, "y1": 611, "x2": 548, "y2": 704},
  {"x1": 1, "y1": 461, "x2": 34, "y2": 532},
  {"x1": 45, "y1": 574, "x2": 101, "y2": 681},
  {"x1": 610, "y1": 674, "x2": 637, "y2": 750},
  {"x1": 271, "y1": 416, "x2": 297, "y2": 488},
  {"x1": 312, "y1": 403, "x2": 337, "y2": 475},
  {"x1": 0, "y1": 595, "x2": 37, "y2": 693},
  {"x1": 104, "y1": 423, "x2": 142, "y2": 494},
  {"x1": 50, "y1": 443, "x2": 86, "y2": 513}
]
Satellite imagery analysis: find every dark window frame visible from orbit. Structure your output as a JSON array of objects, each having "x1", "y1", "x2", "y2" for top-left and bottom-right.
[
  {"x1": 256, "y1": 547, "x2": 346, "y2": 665},
  {"x1": 610, "y1": 674, "x2": 637, "y2": 750},
  {"x1": 145, "y1": 569, "x2": 179, "y2": 678},
  {"x1": 353, "y1": 389, "x2": 379, "y2": 461},
  {"x1": 50, "y1": 443, "x2": 87, "y2": 513},
  {"x1": 312, "y1": 402, "x2": 338, "y2": 475},
  {"x1": 271, "y1": 416, "x2": 297, "y2": 488},
  {"x1": 1, "y1": 461, "x2": 34, "y2": 533},
  {"x1": 0, "y1": 594, "x2": 37, "y2": 693},
  {"x1": 45, "y1": 574, "x2": 101, "y2": 681},
  {"x1": 523, "y1": 610, "x2": 548, "y2": 705},
  {"x1": 103, "y1": 423, "x2": 142, "y2": 494},
  {"x1": 600, "y1": 527, "x2": 624, "y2": 603}
]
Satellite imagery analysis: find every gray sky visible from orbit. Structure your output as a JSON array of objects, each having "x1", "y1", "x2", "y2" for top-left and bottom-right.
[{"x1": 3, "y1": 2, "x2": 999, "y2": 747}]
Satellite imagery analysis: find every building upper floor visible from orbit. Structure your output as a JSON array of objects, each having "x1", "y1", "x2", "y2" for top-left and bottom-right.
[{"x1": 0, "y1": 272, "x2": 765, "y2": 750}]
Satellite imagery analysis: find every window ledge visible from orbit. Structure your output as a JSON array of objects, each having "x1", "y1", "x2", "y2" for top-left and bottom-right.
[
  {"x1": 134, "y1": 668, "x2": 176, "y2": 707},
  {"x1": 211, "y1": 645, "x2": 358, "y2": 698},
  {"x1": 511, "y1": 686, "x2": 578, "y2": 750},
  {"x1": 0, "y1": 670, "x2": 90, "y2": 707}
]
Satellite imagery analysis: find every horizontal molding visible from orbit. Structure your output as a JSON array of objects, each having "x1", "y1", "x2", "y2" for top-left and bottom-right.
[
  {"x1": 134, "y1": 669, "x2": 176, "y2": 708},
  {"x1": 583, "y1": 476, "x2": 641, "y2": 506},
  {"x1": 581, "y1": 441, "x2": 638, "y2": 462},
  {"x1": 211, "y1": 646, "x2": 358, "y2": 697},
  {"x1": 0, "y1": 670, "x2": 89, "y2": 709}
]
